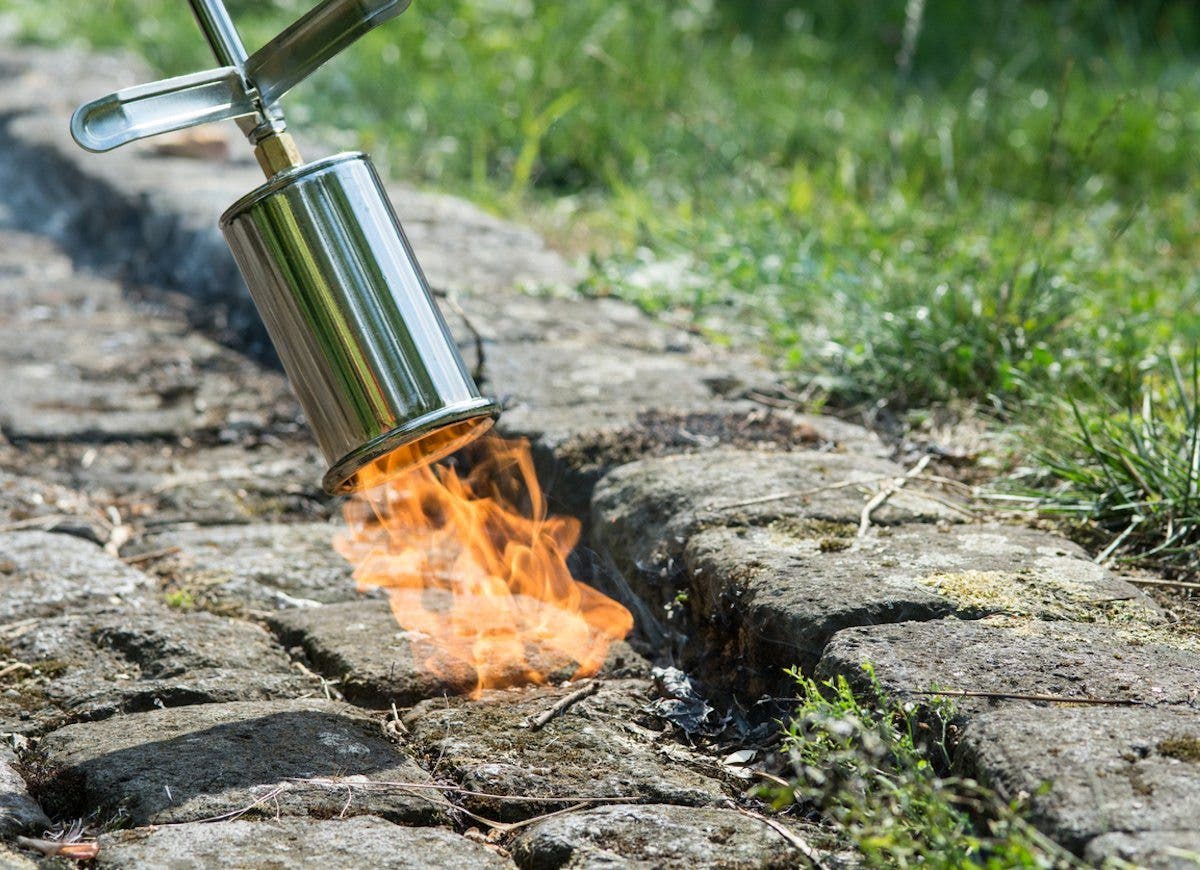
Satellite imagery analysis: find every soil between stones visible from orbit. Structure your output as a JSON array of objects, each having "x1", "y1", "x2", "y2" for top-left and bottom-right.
[{"x1": 401, "y1": 679, "x2": 734, "y2": 823}]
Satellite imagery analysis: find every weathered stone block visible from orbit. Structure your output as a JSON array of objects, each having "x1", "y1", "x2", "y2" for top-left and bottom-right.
[
  {"x1": 1084, "y1": 831, "x2": 1200, "y2": 869},
  {"x1": 402, "y1": 679, "x2": 732, "y2": 822},
  {"x1": 0, "y1": 605, "x2": 309, "y2": 733},
  {"x1": 137, "y1": 523, "x2": 359, "y2": 611},
  {"x1": 0, "y1": 531, "x2": 151, "y2": 621},
  {"x1": 817, "y1": 617, "x2": 1200, "y2": 713},
  {"x1": 0, "y1": 311, "x2": 294, "y2": 442},
  {"x1": 509, "y1": 803, "x2": 826, "y2": 869},
  {"x1": 685, "y1": 522, "x2": 1162, "y2": 687},
  {"x1": 592, "y1": 448, "x2": 960, "y2": 612},
  {"x1": 33, "y1": 699, "x2": 448, "y2": 826},
  {"x1": 95, "y1": 816, "x2": 513, "y2": 869},
  {"x1": 958, "y1": 706, "x2": 1200, "y2": 854},
  {"x1": 269, "y1": 600, "x2": 648, "y2": 709},
  {"x1": 21, "y1": 441, "x2": 331, "y2": 528}
]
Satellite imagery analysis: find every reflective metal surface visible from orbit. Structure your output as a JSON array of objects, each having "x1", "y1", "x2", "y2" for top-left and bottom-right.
[
  {"x1": 247, "y1": 0, "x2": 413, "y2": 107},
  {"x1": 221, "y1": 153, "x2": 498, "y2": 494},
  {"x1": 71, "y1": 67, "x2": 256, "y2": 153},
  {"x1": 70, "y1": 0, "x2": 412, "y2": 153}
]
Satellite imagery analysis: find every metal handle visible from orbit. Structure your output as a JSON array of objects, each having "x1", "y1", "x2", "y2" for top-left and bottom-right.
[
  {"x1": 70, "y1": 0, "x2": 412, "y2": 153},
  {"x1": 247, "y1": 0, "x2": 412, "y2": 107},
  {"x1": 71, "y1": 67, "x2": 256, "y2": 153}
]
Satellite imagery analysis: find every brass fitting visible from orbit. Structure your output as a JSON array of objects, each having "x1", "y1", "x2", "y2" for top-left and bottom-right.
[{"x1": 254, "y1": 131, "x2": 303, "y2": 178}]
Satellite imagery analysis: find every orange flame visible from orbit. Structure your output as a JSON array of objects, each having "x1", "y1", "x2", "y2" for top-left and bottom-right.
[{"x1": 334, "y1": 434, "x2": 633, "y2": 696}]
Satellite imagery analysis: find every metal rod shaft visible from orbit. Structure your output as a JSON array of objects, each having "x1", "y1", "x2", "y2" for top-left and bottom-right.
[
  {"x1": 187, "y1": 0, "x2": 249, "y2": 68},
  {"x1": 185, "y1": 0, "x2": 298, "y2": 175}
]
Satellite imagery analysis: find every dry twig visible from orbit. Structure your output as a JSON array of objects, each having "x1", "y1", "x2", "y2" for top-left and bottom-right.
[
  {"x1": 0, "y1": 662, "x2": 33, "y2": 680},
  {"x1": 526, "y1": 680, "x2": 599, "y2": 731},
  {"x1": 16, "y1": 836, "x2": 99, "y2": 860},
  {"x1": 730, "y1": 805, "x2": 827, "y2": 869},
  {"x1": 121, "y1": 546, "x2": 180, "y2": 565},
  {"x1": 1126, "y1": 577, "x2": 1200, "y2": 592},
  {"x1": 858, "y1": 454, "x2": 932, "y2": 536}
]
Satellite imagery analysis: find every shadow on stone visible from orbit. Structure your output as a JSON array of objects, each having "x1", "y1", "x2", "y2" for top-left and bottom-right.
[{"x1": 29, "y1": 701, "x2": 447, "y2": 827}]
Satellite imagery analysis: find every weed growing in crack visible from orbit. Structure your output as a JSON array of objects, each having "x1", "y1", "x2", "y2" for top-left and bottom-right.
[
  {"x1": 770, "y1": 666, "x2": 1077, "y2": 868},
  {"x1": 1009, "y1": 355, "x2": 1200, "y2": 577}
]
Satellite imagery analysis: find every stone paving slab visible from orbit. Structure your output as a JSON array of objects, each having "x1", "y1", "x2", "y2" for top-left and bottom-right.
[
  {"x1": 32, "y1": 699, "x2": 448, "y2": 827},
  {"x1": 816, "y1": 617, "x2": 1200, "y2": 713},
  {"x1": 958, "y1": 706, "x2": 1200, "y2": 854},
  {"x1": 0, "y1": 304, "x2": 296, "y2": 443},
  {"x1": 95, "y1": 816, "x2": 513, "y2": 869},
  {"x1": 0, "y1": 605, "x2": 309, "y2": 734},
  {"x1": 11, "y1": 441, "x2": 331, "y2": 529},
  {"x1": 0, "y1": 748, "x2": 48, "y2": 839},
  {"x1": 509, "y1": 803, "x2": 823, "y2": 869},
  {"x1": 0, "y1": 468, "x2": 106, "y2": 545},
  {"x1": 1084, "y1": 831, "x2": 1200, "y2": 868},
  {"x1": 592, "y1": 448, "x2": 960, "y2": 613},
  {"x1": 402, "y1": 679, "x2": 733, "y2": 822},
  {"x1": 135, "y1": 523, "x2": 361, "y2": 611},
  {"x1": 0, "y1": 531, "x2": 152, "y2": 621},
  {"x1": 683, "y1": 522, "x2": 1163, "y2": 689},
  {"x1": 0, "y1": 230, "x2": 122, "y2": 314},
  {"x1": 269, "y1": 600, "x2": 649, "y2": 709}
]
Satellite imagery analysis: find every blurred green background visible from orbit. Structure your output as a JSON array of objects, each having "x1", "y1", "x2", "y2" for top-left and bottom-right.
[{"x1": 6, "y1": 0, "x2": 1198, "y2": 412}]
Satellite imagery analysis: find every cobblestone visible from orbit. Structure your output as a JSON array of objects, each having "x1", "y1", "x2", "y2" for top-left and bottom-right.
[
  {"x1": 95, "y1": 816, "x2": 513, "y2": 869},
  {"x1": 269, "y1": 599, "x2": 649, "y2": 709},
  {"x1": 0, "y1": 605, "x2": 308, "y2": 734},
  {"x1": 0, "y1": 531, "x2": 151, "y2": 621},
  {"x1": 32, "y1": 699, "x2": 448, "y2": 826}
]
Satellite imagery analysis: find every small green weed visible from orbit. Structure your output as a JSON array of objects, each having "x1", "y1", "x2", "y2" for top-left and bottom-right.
[
  {"x1": 1011, "y1": 355, "x2": 1200, "y2": 575},
  {"x1": 773, "y1": 666, "x2": 1077, "y2": 868},
  {"x1": 163, "y1": 588, "x2": 196, "y2": 611}
]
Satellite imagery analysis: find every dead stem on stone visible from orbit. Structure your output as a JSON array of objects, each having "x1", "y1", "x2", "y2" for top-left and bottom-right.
[
  {"x1": 120, "y1": 546, "x2": 180, "y2": 565},
  {"x1": 525, "y1": 680, "x2": 599, "y2": 731},
  {"x1": 178, "y1": 784, "x2": 292, "y2": 825},
  {"x1": 728, "y1": 804, "x2": 828, "y2": 869},
  {"x1": 434, "y1": 288, "x2": 487, "y2": 384},
  {"x1": 382, "y1": 702, "x2": 407, "y2": 741},
  {"x1": 0, "y1": 661, "x2": 32, "y2": 680},
  {"x1": 289, "y1": 660, "x2": 344, "y2": 701},
  {"x1": 702, "y1": 476, "x2": 894, "y2": 512},
  {"x1": 289, "y1": 776, "x2": 647, "y2": 835},
  {"x1": 15, "y1": 836, "x2": 99, "y2": 861},
  {"x1": 909, "y1": 689, "x2": 1145, "y2": 706},
  {"x1": 1127, "y1": 578, "x2": 1200, "y2": 591},
  {"x1": 858, "y1": 455, "x2": 931, "y2": 536}
]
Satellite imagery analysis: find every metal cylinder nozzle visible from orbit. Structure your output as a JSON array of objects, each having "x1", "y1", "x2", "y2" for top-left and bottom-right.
[{"x1": 220, "y1": 152, "x2": 499, "y2": 494}]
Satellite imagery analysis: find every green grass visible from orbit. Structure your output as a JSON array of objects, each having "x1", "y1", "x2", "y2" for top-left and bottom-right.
[
  {"x1": 775, "y1": 666, "x2": 1078, "y2": 868},
  {"x1": 6, "y1": 0, "x2": 1200, "y2": 566},
  {"x1": 1005, "y1": 355, "x2": 1200, "y2": 575}
]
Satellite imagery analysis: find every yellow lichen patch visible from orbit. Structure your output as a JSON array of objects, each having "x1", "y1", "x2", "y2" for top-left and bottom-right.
[
  {"x1": 1111, "y1": 622, "x2": 1200, "y2": 655},
  {"x1": 916, "y1": 569, "x2": 1158, "y2": 625},
  {"x1": 767, "y1": 518, "x2": 857, "y2": 549}
]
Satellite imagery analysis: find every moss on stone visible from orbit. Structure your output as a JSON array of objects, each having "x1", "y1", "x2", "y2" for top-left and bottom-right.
[
  {"x1": 1157, "y1": 736, "x2": 1200, "y2": 763},
  {"x1": 768, "y1": 517, "x2": 856, "y2": 544}
]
